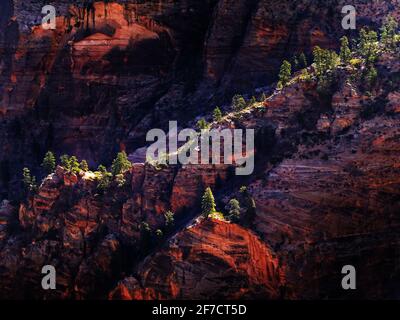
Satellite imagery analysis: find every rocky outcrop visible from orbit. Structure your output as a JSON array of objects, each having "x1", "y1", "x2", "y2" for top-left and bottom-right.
[
  {"x1": 110, "y1": 219, "x2": 283, "y2": 300},
  {"x1": 0, "y1": 160, "x2": 230, "y2": 299},
  {"x1": 241, "y1": 53, "x2": 400, "y2": 298}
]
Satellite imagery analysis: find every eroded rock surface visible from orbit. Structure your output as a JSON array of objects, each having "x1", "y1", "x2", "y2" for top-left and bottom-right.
[{"x1": 110, "y1": 219, "x2": 283, "y2": 300}]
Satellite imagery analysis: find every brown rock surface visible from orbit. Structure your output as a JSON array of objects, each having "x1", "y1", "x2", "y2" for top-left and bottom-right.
[{"x1": 110, "y1": 219, "x2": 284, "y2": 299}]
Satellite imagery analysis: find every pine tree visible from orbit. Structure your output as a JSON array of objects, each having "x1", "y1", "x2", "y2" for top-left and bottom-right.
[
  {"x1": 41, "y1": 151, "x2": 56, "y2": 175},
  {"x1": 140, "y1": 222, "x2": 151, "y2": 233},
  {"x1": 300, "y1": 68, "x2": 311, "y2": 82},
  {"x1": 115, "y1": 174, "x2": 126, "y2": 188},
  {"x1": 59, "y1": 154, "x2": 80, "y2": 174},
  {"x1": 213, "y1": 107, "x2": 222, "y2": 122},
  {"x1": 164, "y1": 210, "x2": 175, "y2": 229},
  {"x1": 22, "y1": 167, "x2": 37, "y2": 193},
  {"x1": 196, "y1": 118, "x2": 209, "y2": 130},
  {"x1": 380, "y1": 16, "x2": 398, "y2": 50},
  {"x1": 232, "y1": 94, "x2": 247, "y2": 111},
  {"x1": 299, "y1": 52, "x2": 308, "y2": 69},
  {"x1": 226, "y1": 198, "x2": 241, "y2": 222},
  {"x1": 364, "y1": 65, "x2": 378, "y2": 89},
  {"x1": 293, "y1": 55, "x2": 300, "y2": 70},
  {"x1": 60, "y1": 154, "x2": 70, "y2": 169},
  {"x1": 80, "y1": 160, "x2": 89, "y2": 171},
  {"x1": 327, "y1": 50, "x2": 340, "y2": 70},
  {"x1": 340, "y1": 36, "x2": 352, "y2": 64},
  {"x1": 201, "y1": 187, "x2": 216, "y2": 218},
  {"x1": 278, "y1": 60, "x2": 292, "y2": 87},
  {"x1": 359, "y1": 28, "x2": 379, "y2": 64},
  {"x1": 239, "y1": 186, "x2": 248, "y2": 194},
  {"x1": 97, "y1": 165, "x2": 112, "y2": 191},
  {"x1": 314, "y1": 46, "x2": 339, "y2": 75},
  {"x1": 313, "y1": 46, "x2": 323, "y2": 75},
  {"x1": 69, "y1": 156, "x2": 80, "y2": 174},
  {"x1": 111, "y1": 151, "x2": 132, "y2": 176},
  {"x1": 155, "y1": 229, "x2": 163, "y2": 239}
]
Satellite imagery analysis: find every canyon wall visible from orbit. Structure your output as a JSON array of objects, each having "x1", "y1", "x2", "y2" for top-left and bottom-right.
[
  {"x1": 1, "y1": 0, "x2": 399, "y2": 199},
  {"x1": 0, "y1": 0, "x2": 399, "y2": 299}
]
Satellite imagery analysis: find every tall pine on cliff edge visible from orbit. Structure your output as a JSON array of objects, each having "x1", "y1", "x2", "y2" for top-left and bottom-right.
[
  {"x1": 111, "y1": 151, "x2": 132, "y2": 176},
  {"x1": 277, "y1": 60, "x2": 292, "y2": 89},
  {"x1": 41, "y1": 151, "x2": 56, "y2": 175},
  {"x1": 202, "y1": 187, "x2": 216, "y2": 218}
]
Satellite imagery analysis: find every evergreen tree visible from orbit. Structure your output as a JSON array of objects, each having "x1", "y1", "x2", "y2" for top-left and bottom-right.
[
  {"x1": 278, "y1": 60, "x2": 292, "y2": 87},
  {"x1": 213, "y1": 107, "x2": 222, "y2": 122},
  {"x1": 80, "y1": 160, "x2": 89, "y2": 171},
  {"x1": 201, "y1": 187, "x2": 216, "y2": 218},
  {"x1": 41, "y1": 151, "x2": 56, "y2": 175},
  {"x1": 69, "y1": 156, "x2": 80, "y2": 174},
  {"x1": 232, "y1": 94, "x2": 247, "y2": 111},
  {"x1": 359, "y1": 28, "x2": 379, "y2": 64},
  {"x1": 196, "y1": 118, "x2": 209, "y2": 130},
  {"x1": 239, "y1": 186, "x2": 248, "y2": 194},
  {"x1": 340, "y1": 36, "x2": 352, "y2": 63},
  {"x1": 226, "y1": 198, "x2": 241, "y2": 222},
  {"x1": 313, "y1": 46, "x2": 340, "y2": 95},
  {"x1": 327, "y1": 50, "x2": 340, "y2": 70},
  {"x1": 313, "y1": 46, "x2": 324, "y2": 75},
  {"x1": 140, "y1": 222, "x2": 151, "y2": 233},
  {"x1": 363, "y1": 65, "x2": 378, "y2": 89},
  {"x1": 155, "y1": 229, "x2": 164, "y2": 242},
  {"x1": 59, "y1": 154, "x2": 80, "y2": 173},
  {"x1": 111, "y1": 151, "x2": 132, "y2": 176},
  {"x1": 292, "y1": 55, "x2": 300, "y2": 70},
  {"x1": 22, "y1": 168, "x2": 37, "y2": 193},
  {"x1": 314, "y1": 46, "x2": 339, "y2": 75},
  {"x1": 97, "y1": 165, "x2": 112, "y2": 191},
  {"x1": 380, "y1": 16, "x2": 398, "y2": 50},
  {"x1": 164, "y1": 210, "x2": 175, "y2": 229},
  {"x1": 300, "y1": 68, "x2": 312, "y2": 82},
  {"x1": 299, "y1": 52, "x2": 308, "y2": 69},
  {"x1": 115, "y1": 174, "x2": 126, "y2": 188},
  {"x1": 60, "y1": 154, "x2": 70, "y2": 169}
]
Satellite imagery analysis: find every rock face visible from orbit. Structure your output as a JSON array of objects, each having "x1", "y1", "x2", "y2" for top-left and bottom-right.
[
  {"x1": 246, "y1": 53, "x2": 400, "y2": 298},
  {"x1": 109, "y1": 219, "x2": 283, "y2": 300},
  {"x1": 0, "y1": 162, "x2": 229, "y2": 299},
  {"x1": 0, "y1": 0, "x2": 400, "y2": 300},
  {"x1": 1, "y1": 0, "x2": 399, "y2": 199}
]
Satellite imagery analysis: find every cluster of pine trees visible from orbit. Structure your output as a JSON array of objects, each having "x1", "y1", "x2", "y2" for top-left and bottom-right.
[
  {"x1": 276, "y1": 16, "x2": 398, "y2": 93},
  {"x1": 22, "y1": 151, "x2": 132, "y2": 195},
  {"x1": 200, "y1": 186, "x2": 255, "y2": 223}
]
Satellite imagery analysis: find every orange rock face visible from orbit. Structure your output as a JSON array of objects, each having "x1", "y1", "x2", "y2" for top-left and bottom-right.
[{"x1": 110, "y1": 219, "x2": 284, "y2": 300}]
